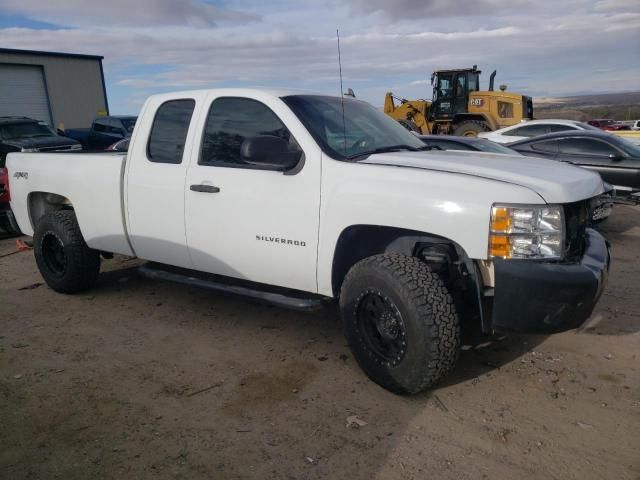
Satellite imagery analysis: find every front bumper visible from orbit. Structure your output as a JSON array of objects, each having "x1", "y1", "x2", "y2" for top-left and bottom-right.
[{"x1": 490, "y1": 228, "x2": 610, "y2": 333}]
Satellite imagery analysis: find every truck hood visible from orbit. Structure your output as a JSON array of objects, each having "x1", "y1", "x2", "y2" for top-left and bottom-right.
[{"x1": 361, "y1": 150, "x2": 605, "y2": 204}]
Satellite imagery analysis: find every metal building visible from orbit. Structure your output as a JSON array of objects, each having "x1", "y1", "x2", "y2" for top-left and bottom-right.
[{"x1": 0, "y1": 48, "x2": 109, "y2": 129}]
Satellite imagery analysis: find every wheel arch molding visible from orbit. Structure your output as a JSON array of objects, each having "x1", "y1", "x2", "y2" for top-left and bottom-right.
[{"x1": 330, "y1": 224, "x2": 485, "y2": 328}]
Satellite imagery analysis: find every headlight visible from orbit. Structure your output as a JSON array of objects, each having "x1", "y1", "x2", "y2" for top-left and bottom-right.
[
  {"x1": 489, "y1": 204, "x2": 564, "y2": 259},
  {"x1": 21, "y1": 147, "x2": 39, "y2": 153}
]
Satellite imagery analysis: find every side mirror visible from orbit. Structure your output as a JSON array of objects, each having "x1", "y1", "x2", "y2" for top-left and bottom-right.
[
  {"x1": 240, "y1": 135, "x2": 301, "y2": 171},
  {"x1": 609, "y1": 153, "x2": 624, "y2": 161}
]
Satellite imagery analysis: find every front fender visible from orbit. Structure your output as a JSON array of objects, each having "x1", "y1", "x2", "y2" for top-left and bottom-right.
[{"x1": 316, "y1": 155, "x2": 543, "y2": 297}]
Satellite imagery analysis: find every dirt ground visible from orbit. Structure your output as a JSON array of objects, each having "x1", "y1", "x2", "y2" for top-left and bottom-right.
[{"x1": 1, "y1": 206, "x2": 639, "y2": 480}]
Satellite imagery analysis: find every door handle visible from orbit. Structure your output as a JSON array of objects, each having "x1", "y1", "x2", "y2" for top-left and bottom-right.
[{"x1": 190, "y1": 184, "x2": 220, "y2": 193}]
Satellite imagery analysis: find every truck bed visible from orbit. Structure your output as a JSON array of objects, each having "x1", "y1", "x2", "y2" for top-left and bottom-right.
[{"x1": 7, "y1": 152, "x2": 134, "y2": 256}]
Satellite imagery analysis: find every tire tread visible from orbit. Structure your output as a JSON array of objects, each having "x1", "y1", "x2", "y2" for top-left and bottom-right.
[
  {"x1": 341, "y1": 253, "x2": 460, "y2": 393},
  {"x1": 34, "y1": 210, "x2": 100, "y2": 293}
]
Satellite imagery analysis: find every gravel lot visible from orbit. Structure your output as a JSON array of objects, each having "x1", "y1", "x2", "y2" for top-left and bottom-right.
[{"x1": 1, "y1": 205, "x2": 639, "y2": 480}]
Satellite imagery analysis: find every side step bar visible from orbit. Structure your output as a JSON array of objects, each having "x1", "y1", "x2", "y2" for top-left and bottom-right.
[{"x1": 138, "y1": 264, "x2": 330, "y2": 312}]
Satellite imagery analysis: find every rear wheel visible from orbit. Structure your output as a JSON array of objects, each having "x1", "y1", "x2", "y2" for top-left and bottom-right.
[
  {"x1": 34, "y1": 210, "x2": 100, "y2": 293},
  {"x1": 453, "y1": 120, "x2": 491, "y2": 137},
  {"x1": 340, "y1": 253, "x2": 460, "y2": 394}
]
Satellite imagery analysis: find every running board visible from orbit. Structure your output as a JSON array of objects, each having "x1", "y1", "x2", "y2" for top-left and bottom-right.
[{"x1": 138, "y1": 264, "x2": 330, "y2": 312}]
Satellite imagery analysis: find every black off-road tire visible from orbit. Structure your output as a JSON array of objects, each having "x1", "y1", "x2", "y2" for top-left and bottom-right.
[
  {"x1": 340, "y1": 253, "x2": 460, "y2": 394},
  {"x1": 33, "y1": 210, "x2": 100, "y2": 293},
  {"x1": 453, "y1": 120, "x2": 491, "y2": 137}
]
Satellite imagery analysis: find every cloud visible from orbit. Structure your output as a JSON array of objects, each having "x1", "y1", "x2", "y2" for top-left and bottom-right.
[
  {"x1": 345, "y1": 0, "x2": 532, "y2": 19},
  {"x1": 593, "y1": 0, "x2": 640, "y2": 12},
  {"x1": 0, "y1": 0, "x2": 259, "y2": 27},
  {"x1": 0, "y1": 0, "x2": 637, "y2": 114}
]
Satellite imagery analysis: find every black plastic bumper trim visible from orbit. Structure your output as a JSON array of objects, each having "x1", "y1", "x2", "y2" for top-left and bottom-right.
[{"x1": 491, "y1": 228, "x2": 610, "y2": 334}]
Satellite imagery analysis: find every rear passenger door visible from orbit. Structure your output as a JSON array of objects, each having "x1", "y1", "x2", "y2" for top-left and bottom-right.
[
  {"x1": 126, "y1": 96, "x2": 200, "y2": 268},
  {"x1": 184, "y1": 94, "x2": 321, "y2": 293}
]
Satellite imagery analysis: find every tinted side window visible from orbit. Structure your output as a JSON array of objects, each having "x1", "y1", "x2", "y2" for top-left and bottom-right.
[
  {"x1": 531, "y1": 140, "x2": 558, "y2": 153},
  {"x1": 548, "y1": 124, "x2": 576, "y2": 133},
  {"x1": 200, "y1": 97, "x2": 301, "y2": 168},
  {"x1": 509, "y1": 124, "x2": 548, "y2": 137},
  {"x1": 147, "y1": 100, "x2": 195, "y2": 164},
  {"x1": 557, "y1": 138, "x2": 619, "y2": 156}
]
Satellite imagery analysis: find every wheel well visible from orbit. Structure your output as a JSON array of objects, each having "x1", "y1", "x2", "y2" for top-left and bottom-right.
[
  {"x1": 28, "y1": 192, "x2": 73, "y2": 230},
  {"x1": 332, "y1": 225, "x2": 465, "y2": 294},
  {"x1": 452, "y1": 114, "x2": 495, "y2": 130},
  {"x1": 331, "y1": 224, "x2": 486, "y2": 330}
]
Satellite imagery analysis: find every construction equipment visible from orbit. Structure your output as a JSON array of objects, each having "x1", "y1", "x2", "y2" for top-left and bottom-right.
[{"x1": 384, "y1": 66, "x2": 534, "y2": 137}]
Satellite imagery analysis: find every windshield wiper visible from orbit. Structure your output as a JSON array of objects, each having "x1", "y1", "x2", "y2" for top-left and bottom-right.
[{"x1": 348, "y1": 144, "x2": 432, "y2": 160}]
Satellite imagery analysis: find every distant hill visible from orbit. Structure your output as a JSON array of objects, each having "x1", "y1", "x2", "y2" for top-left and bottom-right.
[{"x1": 534, "y1": 91, "x2": 640, "y2": 121}]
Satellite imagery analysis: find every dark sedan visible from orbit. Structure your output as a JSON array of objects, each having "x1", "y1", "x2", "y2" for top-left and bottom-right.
[
  {"x1": 508, "y1": 131, "x2": 640, "y2": 194},
  {"x1": 417, "y1": 135, "x2": 519, "y2": 154}
]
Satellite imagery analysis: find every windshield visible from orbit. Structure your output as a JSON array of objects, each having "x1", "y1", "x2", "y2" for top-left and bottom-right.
[
  {"x1": 282, "y1": 95, "x2": 426, "y2": 159},
  {"x1": 120, "y1": 118, "x2": 137, "y2": 133},
  {"x1": 0, "y1": 122, "x2": 55, "y2": 140}
]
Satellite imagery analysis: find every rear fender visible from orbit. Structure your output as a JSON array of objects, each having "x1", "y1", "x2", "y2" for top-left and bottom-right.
[{"x1": 28, "y1": 191, "x2": 73, "y2": 231}]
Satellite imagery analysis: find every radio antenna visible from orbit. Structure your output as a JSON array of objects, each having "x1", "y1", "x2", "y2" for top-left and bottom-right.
[{"x1": 336, "y1": 29, "x2": 347, "y2": 154}]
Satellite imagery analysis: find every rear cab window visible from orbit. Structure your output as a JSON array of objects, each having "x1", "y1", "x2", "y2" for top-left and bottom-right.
[{"x1": 93, "y1": 118, "x2": 110, "y2": 133}]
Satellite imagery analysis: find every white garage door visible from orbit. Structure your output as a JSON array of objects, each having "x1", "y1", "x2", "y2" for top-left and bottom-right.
[{"x1": 0, "y1": 64, "x2": 53, "y2": 125}]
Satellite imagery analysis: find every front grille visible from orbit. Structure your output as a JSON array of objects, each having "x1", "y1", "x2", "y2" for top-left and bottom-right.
[{"x1": 563, "y1": 200, "x2": 589, "y2": 261}]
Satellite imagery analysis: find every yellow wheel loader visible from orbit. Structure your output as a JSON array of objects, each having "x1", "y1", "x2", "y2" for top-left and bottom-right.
[{"x1": 384, "y1": 66, "x2": 534, "y2": 137}]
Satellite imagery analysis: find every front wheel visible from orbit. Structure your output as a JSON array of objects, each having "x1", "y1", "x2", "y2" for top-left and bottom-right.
[
  {"x1": 33, "y1": 210, "x2": 100, "y2": 293},
  {"x1": 340, "y1": 253, "x2": 460, "y2": 394}
]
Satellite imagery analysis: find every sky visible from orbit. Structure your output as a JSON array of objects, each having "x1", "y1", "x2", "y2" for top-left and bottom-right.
[{"x1": 1, "y1": 0, "x2": 639, "y2": 114}]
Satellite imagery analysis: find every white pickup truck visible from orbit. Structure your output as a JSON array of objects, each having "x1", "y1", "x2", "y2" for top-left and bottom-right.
[{"x1": 7, "y1": 89, "x2": 610, "y2": 394}]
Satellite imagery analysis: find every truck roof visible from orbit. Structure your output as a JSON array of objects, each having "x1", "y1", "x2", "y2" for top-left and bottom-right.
[{"x1": 145, "y1": 88, "x2": 326, "y2": 103}]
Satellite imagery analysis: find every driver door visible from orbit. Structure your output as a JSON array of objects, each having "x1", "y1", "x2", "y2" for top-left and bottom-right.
[
  {"x1": 184, "y1": 93, "x2": 321, "y2": 292},
  {"x1": 452, "y1": 73, "x2": 468, "y2": 114},
  {"x1": 433, "y1": 73, "x2": 454, "y2": 118}
]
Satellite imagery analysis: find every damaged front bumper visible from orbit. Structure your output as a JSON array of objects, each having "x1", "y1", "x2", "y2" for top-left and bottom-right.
[{"x1": 488, "y1": 228, "x2": 610, "y2": 334}]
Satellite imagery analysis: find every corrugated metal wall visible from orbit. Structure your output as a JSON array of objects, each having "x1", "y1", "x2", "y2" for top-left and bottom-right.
[
  {"x1": 0, "y1": 64, "x2": 52, "y2": 124},
  {"x1": 0, "y1": 51, "x2": 107, "y2": 129}
]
